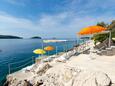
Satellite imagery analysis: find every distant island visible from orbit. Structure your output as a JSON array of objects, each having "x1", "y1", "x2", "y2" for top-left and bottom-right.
[
  {"x1": 31, "y1": 36, "x2": 42, "y2": 39},
  {"x1": 0, "y1": 35, "x2": 23, "y2": 39}
]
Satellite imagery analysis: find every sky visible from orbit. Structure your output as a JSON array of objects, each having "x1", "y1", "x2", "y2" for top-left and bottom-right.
[{"x1": 0, "y1": 0, "x2": 115, "y2": 38}]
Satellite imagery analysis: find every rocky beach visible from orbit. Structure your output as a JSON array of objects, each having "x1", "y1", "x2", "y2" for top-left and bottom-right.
[
  {"x1": 6, "y1": 54, "x2": 115, "y2": 86},
  {"x1": 5, "y1": 40, "x2": 115, "y2": 86}
]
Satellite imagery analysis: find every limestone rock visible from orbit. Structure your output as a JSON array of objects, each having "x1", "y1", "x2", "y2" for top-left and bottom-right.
[
  {"x1": 41, "y1": 73, "x2": 64, "y2": 86},
  {"x1": 6, "y1": 65, "x2": 112, "y2": 86},
  {"x1": 62, "y1": 68, "x2": 73, "y2": 82},
  {"x1": 41, "y1": 66, "x2": 111, "y2": 86},
  {"x1": 73, "y1": 70, "x2": 111, "y2": 86},
  {"x1": 111, "y1": 83, "x2": 115, "y2": 86},
  {"x1": 96, "y1": 72, "x2": 111, "y2": 86},
  {"x1": 34, "y1": 63, "x2": 51, "y2": 75}
]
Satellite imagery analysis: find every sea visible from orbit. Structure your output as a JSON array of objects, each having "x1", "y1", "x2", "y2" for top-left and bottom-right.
[{"x1": 0, "y1": 38, "x2": 78, "y2": 85}]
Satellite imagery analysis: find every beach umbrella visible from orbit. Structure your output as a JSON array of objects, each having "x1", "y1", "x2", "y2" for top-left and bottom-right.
[
  {"x1": 77, "y1": 26, "x2": 107, "y2": 59},
  {"x1": 33, "y1": 49, "x2": 46, "y2": 55},
  {"x1": 78, "y1": 25, "x2": 113, "y2": 48},
  {"x1": 44, "y1": 46, "x2": 55, "y2": 55},
  {"x1": 44, "y1": 46, "x2": 55, "y2": 51},
  {"x1": 77, "y1": 25, "x2": 108, "y2": 46},
  {"x1": 33, "y1": 49, "x2": 46, "y2": 63},
  {"x1": 78, "y1": 26, "x2": 107, "y2": 35}
]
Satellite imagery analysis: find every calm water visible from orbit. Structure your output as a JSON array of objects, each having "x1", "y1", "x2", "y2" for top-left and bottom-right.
[{"x1": 0, "y1": 39, "x2": 77, "y2": 85}]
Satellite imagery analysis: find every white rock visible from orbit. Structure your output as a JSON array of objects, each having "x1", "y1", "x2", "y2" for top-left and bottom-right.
[
  {"x1": 33, "y1": 63, "x2": 51, "y2": 75},
  {"x1": 111, "y1": 83, "x2": 115, "y2": 86},
  {"x1": 73, "y1": 70, "x2": 111, "y2": 86},
  {"x1": 6, "y1": 63, "x2": 112, "y2": 86},
  {"x1": 96, "y1": 72, "x2": 111, "y2": 86}
]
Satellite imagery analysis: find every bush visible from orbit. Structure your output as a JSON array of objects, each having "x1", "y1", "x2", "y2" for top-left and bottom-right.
[{"x1": 93, "y1": 33, "x2": 109, "y2": 44}]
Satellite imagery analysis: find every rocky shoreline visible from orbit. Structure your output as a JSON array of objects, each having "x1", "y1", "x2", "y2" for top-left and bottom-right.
[
  {"x1": 5, "y1": 54, "x2": 115, "y2": 86},
  {"x1": 4, "y1": 40, "x2": 115, "y2": 86}
]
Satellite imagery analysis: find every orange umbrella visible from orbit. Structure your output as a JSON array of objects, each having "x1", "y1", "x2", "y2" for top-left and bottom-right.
[
  {"x1": 78, "y1": 26, "x2": 107, "y2": 35},
  {"x1": 44, "y1": 46, "x2": 55, "y2": 55},
  {"x1": 44, "y1": 46, "x2": 55, "y2": 51}
]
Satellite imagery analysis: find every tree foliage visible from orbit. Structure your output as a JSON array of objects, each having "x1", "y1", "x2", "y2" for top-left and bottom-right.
[
  {"x1": 93, "y1": 20, "x2": 115, "y2": 43},
  {"x1": 97, "y1": 22, "x2": 108, "y2": 28}
]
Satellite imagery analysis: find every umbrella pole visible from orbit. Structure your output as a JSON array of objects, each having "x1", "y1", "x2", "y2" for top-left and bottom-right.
[
  {"x1": 109, "y1": 31, "x2": 111, "y2": 48},
  {"x1": 38, "y1": 54, "x2": 40, "y2": 58},
  {"x1": 41, "y1": 39, "x2": 44, "y2": 57},
  {"x1": 89, "y1": 35, "x2": 93, "y2": 59},
  {"x1": 48, "y1": 51, "x2": 49, "y2": 56},
  {"x1": 65, "y1": 41, "x2": 67, "y2": 57},
  {"x1": 75, "y1": 39, "x2": 78, "y2": 46},
  {"x1": 41, "y1": 39, "x2": 44, "y2": 50},
  {"x1": 56, "y1": 46, "x2": 58, "y2": 55},
  {"x1": 63, "y1": 44, "x2": 65, "y2": 52}
]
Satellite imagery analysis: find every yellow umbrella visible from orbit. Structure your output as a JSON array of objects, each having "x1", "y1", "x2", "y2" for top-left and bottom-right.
[
  {"x1": 33, "y1": 49, "x2": 46, "y2": 55},
  {"x1": 33, "y1": 49, "x2": 46, "y2": 63}
]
